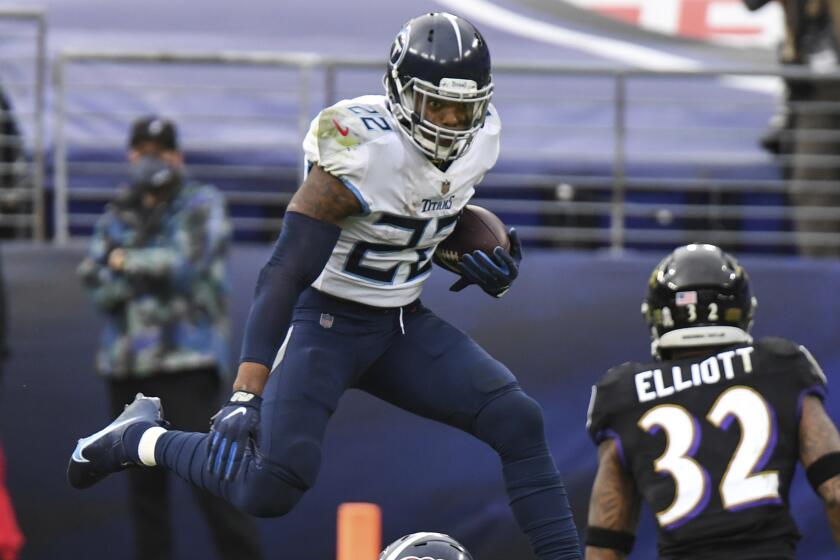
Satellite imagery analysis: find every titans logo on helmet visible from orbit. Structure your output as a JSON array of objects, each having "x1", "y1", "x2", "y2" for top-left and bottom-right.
[{"x1": 389, "y1": 26, "x2": 410, "y2": 68}]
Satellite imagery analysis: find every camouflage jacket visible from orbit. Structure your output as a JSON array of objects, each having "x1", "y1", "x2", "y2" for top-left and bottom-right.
[{"x1": 79, "y1": 181, "x2": 232, "y2": 379}]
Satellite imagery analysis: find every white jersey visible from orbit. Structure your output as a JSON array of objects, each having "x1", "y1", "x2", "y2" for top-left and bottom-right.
[{"x1": 302, "y1": 94, "x2": 501, "y2": 307}]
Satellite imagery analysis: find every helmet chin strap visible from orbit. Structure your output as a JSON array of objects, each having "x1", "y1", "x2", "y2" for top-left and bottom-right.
[{"x1": 652, "y1": 326, "x2": 753, "y2": 359}]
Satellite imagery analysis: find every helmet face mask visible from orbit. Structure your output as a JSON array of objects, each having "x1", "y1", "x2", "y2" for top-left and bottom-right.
[
  {"x1": 643, "y1": 244, "x2": 757, "y2": 359},
  {"x1": 390, "y1": 74, "x2": 493, "y2": 161},
  {"x1": 385, "y1": 13, "x2": 494, "y2": 162}
]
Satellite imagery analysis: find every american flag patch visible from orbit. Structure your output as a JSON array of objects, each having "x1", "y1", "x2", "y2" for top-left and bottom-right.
[{"x1": 675, "y1": 291, "x2": 697, "y2": 306}]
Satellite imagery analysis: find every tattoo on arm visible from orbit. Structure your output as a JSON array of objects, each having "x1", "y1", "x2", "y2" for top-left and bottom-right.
[
  {"x1": 585, "y1": 440, "x2": 641, "y2": 560},
  {"x1": 799, "y1": 396, "x2": 840, "y2": 546},
  {"x1": 287, "y1": 165, "x2": 362, "y2": 224}
]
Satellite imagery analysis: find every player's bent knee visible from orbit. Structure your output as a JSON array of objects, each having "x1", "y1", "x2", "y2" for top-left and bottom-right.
[
  {"x1": 236, "y1": 494, "x2": 299, "y2": 518},
  {"x1": 475, "y1": 389, "x2": 547, "y2": 455},
  {"x1": 233, "y1": 478, "x2": 306, "y2": 518},
  {"x1": 230, "y1": 463, "x2": 309, "y2": 518}
]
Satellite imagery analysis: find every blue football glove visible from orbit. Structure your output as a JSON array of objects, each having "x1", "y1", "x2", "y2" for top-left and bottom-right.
[
  {"x1": 450, "y1": 228, "x2": 522, "y2": 297},
  {"x1": 207, "y1": 390, "x2": 262, "y2": 481}
]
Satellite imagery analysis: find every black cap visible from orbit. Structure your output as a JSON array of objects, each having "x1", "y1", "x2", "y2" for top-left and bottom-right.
[{"x1": 128, "y1": 115, "x2": 178, "y2": 151}]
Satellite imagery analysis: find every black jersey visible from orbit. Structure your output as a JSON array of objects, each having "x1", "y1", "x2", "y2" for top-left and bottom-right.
[{"x1": 587, "y1": 337, "x2": 827, "y2": 560}]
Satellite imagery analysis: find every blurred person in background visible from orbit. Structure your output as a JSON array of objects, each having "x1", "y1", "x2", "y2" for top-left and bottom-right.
[
  {"x1": 75, "y1": 116, "x2": 263, "y2": 560},
  {"x1": 0, "y1": 250, "x2": 23, "y2": 560},
  {"x1": 747, "y1": 0, "x2": 840, "y2": 257},
  {"x1": 584, "y1": 244, "x2": 840, "y2": 559}
]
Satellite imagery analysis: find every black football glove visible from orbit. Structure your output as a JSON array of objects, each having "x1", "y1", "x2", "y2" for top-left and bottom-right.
[
  {"x1": 207, "y1": 390, "x2": 262, "y2": 481},
  {"x1": 450, "y1": 228, "x2": 522, "y2": 297}
]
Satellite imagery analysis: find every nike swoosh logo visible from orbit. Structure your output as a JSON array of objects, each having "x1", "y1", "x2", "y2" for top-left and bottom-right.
[
  {"x1": 72, "y1": 418, "x2": 138, "y2": 463},
  {"x1": 222, "y1": 407, "x2": 247, "y2": 422},
  {"x1": 332, "y1": 118, "x2": 349, "y2": 137}
]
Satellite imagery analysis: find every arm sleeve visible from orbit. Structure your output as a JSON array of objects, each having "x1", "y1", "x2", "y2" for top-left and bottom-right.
[
  {"x1": 238, "y1": 211, "x2": 341, "y2": 367},
  {"x1": 796, "y1": 344, "x2": 828, "y2": 401}
]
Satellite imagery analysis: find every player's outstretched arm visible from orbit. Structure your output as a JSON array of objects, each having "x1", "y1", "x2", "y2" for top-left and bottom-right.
[
  {"x1": 585, "y1": 439, "x2": 641, "y2": 560},
  {"x1": 799, "y1": 395, "x2": 840, "y2": 547}
]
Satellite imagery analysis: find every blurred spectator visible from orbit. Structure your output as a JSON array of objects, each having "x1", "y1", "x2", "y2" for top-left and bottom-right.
[
  {"x1": 750, "y1": 0, "x2": 840, "y2": 257},
  {"x1": 757, "y1": 61, "x2": 801, "y2": 158},
  {"x1": 0, "y1": 250, "x2": 25, "y2": 560},
  {"x1": 77, "y1": 116, "x2": 263, "y2": 560},
  {"x1": 0, "y1": 85, "x2": 27, "y2": 240}
]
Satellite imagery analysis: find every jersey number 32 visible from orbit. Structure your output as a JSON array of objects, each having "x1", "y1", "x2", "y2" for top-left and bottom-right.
[{"x1": 638, "y1": 385, "x2": 781, "y2": 529}]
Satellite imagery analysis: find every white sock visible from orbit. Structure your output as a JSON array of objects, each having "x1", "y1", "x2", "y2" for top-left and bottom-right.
[{"x1": 137, "y1": 426, "x2": 167, "y2": 467}]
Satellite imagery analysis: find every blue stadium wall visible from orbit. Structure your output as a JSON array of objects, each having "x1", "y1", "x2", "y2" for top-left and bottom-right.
[{"x1": 2, "y1": 244, "x2": 839, "y2": 560}]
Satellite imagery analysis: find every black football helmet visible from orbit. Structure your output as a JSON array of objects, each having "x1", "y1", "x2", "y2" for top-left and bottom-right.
[
  {"x1": 384, "y1": 12, "x2": 493, "y2": 162},
  {"x1": 380, "y1": 532, "x2": 472, "y2": 560},
  {"x1": 642, "y1": 244, "x2": 757, "y2": 359}
]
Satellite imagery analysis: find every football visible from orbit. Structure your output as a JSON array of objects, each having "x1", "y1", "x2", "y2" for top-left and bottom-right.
[{"x1": 434, "y1": 205, "x2": 510, "y2": 273}]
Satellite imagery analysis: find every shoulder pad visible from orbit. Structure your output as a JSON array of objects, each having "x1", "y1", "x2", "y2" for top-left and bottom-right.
[
  {"x1": 600, "y1": 361, "x2": 645, "y2": 387},
  {"x1": 587, "y1": 361, "x2": 645, "y2": 443},
  {"x1": 797, "y1": 344, "x2": 828, "y2": 386},
  {"x1": 316, "y1": 101, "x2": 393, "y2": 151},
  {"x1": 756, "y1": 336, "x2": 801, "y2": 357},
  {"x1": 303, "y1": 100, "x2": 396, "y2": 183},
  {"x1": 757, "y1": 337, "x2": 828, "y2": 387}
]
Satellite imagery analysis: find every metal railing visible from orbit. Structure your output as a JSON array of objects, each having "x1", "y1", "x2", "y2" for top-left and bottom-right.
[
  {"x1": 50, "y1": 50, "x2": 840, "y2": 254},
  {"x1": 51, "y1": 49, "x2": 328, "y2": 244},
  {"x1": 0, "y1": 6, "x2": 47, "y2": 240}
]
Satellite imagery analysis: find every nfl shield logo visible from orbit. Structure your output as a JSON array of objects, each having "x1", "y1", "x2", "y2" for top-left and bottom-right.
[
  {"x1": 441, "y1": 180, "x2": 451, "y2": 195},
  {"x1": 319, "y1": 313, "x2": 334, "y2": 329}
]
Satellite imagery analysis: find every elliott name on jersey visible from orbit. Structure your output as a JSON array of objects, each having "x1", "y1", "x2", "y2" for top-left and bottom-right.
[{"x1": 302, "y1": 94, "x2": 501, "y2": 307}]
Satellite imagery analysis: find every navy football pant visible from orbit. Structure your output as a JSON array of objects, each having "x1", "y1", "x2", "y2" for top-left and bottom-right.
[{"x1": 152, "y1": 288, "x2": 579, "y2": 559}]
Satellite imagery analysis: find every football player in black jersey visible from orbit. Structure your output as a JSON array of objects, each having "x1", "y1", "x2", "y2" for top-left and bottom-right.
[{"x1": 584, "y1": 243, "x2": 840, "y2": 559}]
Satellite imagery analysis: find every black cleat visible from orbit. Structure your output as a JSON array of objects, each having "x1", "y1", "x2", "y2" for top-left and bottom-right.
[{"x1": 67, "y1": 393, "x2": 164, "y2": 489}]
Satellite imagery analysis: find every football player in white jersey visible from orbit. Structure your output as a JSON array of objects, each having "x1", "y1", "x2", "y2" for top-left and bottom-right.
[{"x1": 68, "y1": 13, "x2": 582, "y2": 559}]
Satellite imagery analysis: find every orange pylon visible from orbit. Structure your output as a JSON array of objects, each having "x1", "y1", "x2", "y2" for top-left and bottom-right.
[{"x1": 337, "y1": 502, "x2": 381, "y2": 560}]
